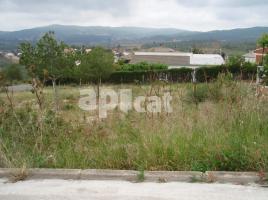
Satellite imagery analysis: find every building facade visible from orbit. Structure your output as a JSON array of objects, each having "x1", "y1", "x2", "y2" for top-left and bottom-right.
[
  {"x1": 130, "y1": 52, "x2": 225, "y2": 68},
  {"x1": 254, "y1": 48, "x2": 268, "y2": 65}
]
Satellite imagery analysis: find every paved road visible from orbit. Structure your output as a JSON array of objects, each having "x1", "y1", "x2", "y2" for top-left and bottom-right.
[
  {"x1": 7, "y1": 84, "x2": 32, "y2": 92},
  {"x1": 0, "y1": 179, "x2": 267, "y2": 200}
]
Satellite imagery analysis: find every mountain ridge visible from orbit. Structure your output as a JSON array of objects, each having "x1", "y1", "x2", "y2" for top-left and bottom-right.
[{"x1": 0, "y1": 25, "x2": 267, "y2": 50}]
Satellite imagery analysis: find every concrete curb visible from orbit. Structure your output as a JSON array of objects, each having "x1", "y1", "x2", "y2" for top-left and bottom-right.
[
  {"x1": 144, "y1": 171, "x2": 204, "y2": 182},
  {"x1": 205, "y1": 171, "x2": 267, "y2": 185},
  {"x1": 80, "y1": 169, "x2": 138, "y2": 182},
  {"x1": 0, "y1": 168, "x2": 267, "y2": 185}
]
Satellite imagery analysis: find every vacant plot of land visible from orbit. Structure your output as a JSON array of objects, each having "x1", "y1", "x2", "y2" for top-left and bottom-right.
[{"x1": 0, "y1": 78, "x2": 268, "y2": 171}]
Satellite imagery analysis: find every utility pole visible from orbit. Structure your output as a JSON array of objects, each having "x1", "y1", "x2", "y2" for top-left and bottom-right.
[{"x1": 192, "y1": 67, "x2": 198, "y2": 107}]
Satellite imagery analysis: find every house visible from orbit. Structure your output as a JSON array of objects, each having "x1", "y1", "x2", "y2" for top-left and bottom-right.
[
  {"x1": 113, "y1": 49, "x2": 133, "y2": 63},
  {"x1": 130, "y1": 52, "x2": 225, "y2": 69},
  {"x1": 4, "y1": 52, "x2": 19, "y2": 64},
  {"x1": 85, "y1": 48, "x2": 92, "y2": 53},
  {"x1": 243, "y1": 47, "x2": 268, "y2": 65},
  {"x1": 243, "y1": 51, "x2": 256, "y2": 63},
  {"x1": 254, "y1": 47, "x2": 268, "y2": 65},
  {"x1": 64, "y1": 48, "x2": 75, "y2": 54}
]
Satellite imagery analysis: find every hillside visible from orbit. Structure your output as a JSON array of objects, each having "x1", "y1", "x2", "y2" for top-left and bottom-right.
[
  {"x1": 178, "y1": 27, "x2": 268, "y2": 42},
  {"x1": 0, "y1": 25, "x2": 188, "y2": 49},
  {"x1": 0, "y1": 25, "x2": 267, "y2": 51}
]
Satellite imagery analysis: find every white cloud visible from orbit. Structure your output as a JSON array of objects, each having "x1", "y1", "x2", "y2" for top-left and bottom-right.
[{"x1": 0, "y1": 0, "x2": 267, "y2": 31}]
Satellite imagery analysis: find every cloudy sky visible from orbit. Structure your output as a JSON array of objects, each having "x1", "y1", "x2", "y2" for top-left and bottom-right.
[{"x1": 0, "y1": 0, "x2": 268, "y2": 31}]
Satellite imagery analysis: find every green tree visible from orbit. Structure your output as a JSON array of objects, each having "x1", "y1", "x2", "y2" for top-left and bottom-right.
[
  {"x1": 20, "y1": 42, "x2": 37, "y2": 76},
  {"x1": 227, "y1": 55, "x2": 245, "y2": 66},
  {"x1": 69, "y1": 49, "x2": 85, "y2": 85},
  {"x1": 3, "y1": 64, "x2": 23, "y2": 84},
  {"x1": 0, "y1": 70, "x2": 5, "y2": 87},
  {"x1": 81, "y1": 47, "x2": 114, "y2": 97},
  {"x1": 192, "y1": 47, "x2": 204, "y2": 54},
  {"x1": 257, "y1": 34, "x2": 268, "y2": 65},
  {"x1": 264, "y1": 54, "x2": 268, "y2": 67},
  {"x1": 20, "y1": 42, "x2": 45, "y2": 110},
  {"x1": 36, "y1": 32, "x2": 67, "y2": 108},
  {"x1": 226, "y1": 55, "x2": 245, "y2": 75},
  {"x1": 20, "y1": 32, "x2": 70, "y2": 110}
]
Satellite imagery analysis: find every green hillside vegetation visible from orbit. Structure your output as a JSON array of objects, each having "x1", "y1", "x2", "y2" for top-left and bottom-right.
[{"x1": 0, "y1": 25, "x2": 267, "y2": 52}]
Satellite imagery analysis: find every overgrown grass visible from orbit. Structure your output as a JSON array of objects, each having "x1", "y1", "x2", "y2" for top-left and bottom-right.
[{"x1": 0, "y1": 78, "x2": 268, "y2": 172}]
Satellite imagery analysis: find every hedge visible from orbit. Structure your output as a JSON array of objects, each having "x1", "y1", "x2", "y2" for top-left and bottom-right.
[
  {"x1": 118, "y1": 62, "x2": 168, "y2": 72},
  {"x1": 56, "y1": 63, "x2": 258, "y2": 85},
  {"x1": 109, "y1": 71, "x2": 149, "y2": 83},
  {"x1": 107, "y1": 64, "x2": 257, "y2": 84}
]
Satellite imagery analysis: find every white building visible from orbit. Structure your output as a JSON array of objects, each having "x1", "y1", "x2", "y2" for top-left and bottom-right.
[
  {"x1": 130, "y1": 52, "x2": 225, "y2": 69},
  {"x1": 243, "y1": 51, "x2": 256, "y2": 63},
  {"x1": 4, "y1": 52, "x2": 20, "y2": 64}
]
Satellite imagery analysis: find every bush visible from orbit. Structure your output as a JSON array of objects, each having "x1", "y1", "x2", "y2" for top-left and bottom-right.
[
  {"x1": 185, "y1": 73, "x2": 238, "y2": 104},
  {"x1": 118, "y1": 62, "x2": 168, "y2": 71},
  {"x1": 109, "y1": 71, "x2": 149, "y2": 83},
  {"x1": 3, "y1": 64, "x2": 24, "y2": 83},
  {"x1": 196, "y1": 65, "x2": 225, "y2": 82},
  {"x1": 108, "y1": 64, "x2": 257, "y2": 84},
  {"x1": 63, "y1": 104, "x2": 75, "y2": 111},
  {"x1": 108, "y1": 68, "x2": 193, "y2": 84},
  {"x1": 207, "y1": 73, "x2": 233, "y2": 102},
  {"x1": 42, "y1": 61, "x2": 259, "y2": 85},
  {"x1": 240, "y1": 62, "x2": 257, "y2": 79},
  {"x1": 185, "y1": 84, "x2": 209, "y2": 104},
  {"x1": 168, "y1": 68, "x2": 192, "y2": 82}
]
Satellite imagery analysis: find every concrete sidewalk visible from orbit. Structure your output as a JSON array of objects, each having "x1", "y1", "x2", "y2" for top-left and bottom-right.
[{"x1": 0, "y1": 178, "x2": 267, "y2": 200}]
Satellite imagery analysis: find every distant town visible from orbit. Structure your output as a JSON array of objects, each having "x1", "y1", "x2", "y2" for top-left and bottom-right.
[{"x1": 1, "y1": 43, "x2": 267, "y2": 70}]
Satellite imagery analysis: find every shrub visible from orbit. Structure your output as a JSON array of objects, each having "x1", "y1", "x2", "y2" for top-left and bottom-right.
[
  {"x1": 207, "y1": 73, "x2": 233, "y2": 102},
  {"x1": 3, "y1": 64, "x2": 24, "y2": 84},
  {"x1": 118, "y1": 62, "x2": 168, "y2": 72},
  {"x1": 63, "y1": 104, "x2": 75, "y2": 111},
  {"x1": 168, "y1": 68, "x2": 192, "y2": 82},
  {"x1": 241, "y1": 62, "x2": 257, "y2": 80},
  {"x1": 43, "y1": 63, "x2": 259, "y2": 85},
  {"x1": 185, "y1": 84, "x2": 209, "y2": 104},
  {"x1": 196, "y1": 66, "x2": 224, "y2": 82},
  {"x1": 185, "y1": 73, "x2": 237, "y2": 104}
]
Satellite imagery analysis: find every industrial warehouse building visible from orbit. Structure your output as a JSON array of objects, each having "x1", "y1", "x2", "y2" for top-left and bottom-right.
[{"x1": 130, "y1": 52, "x2": 225, "y2": 69}]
